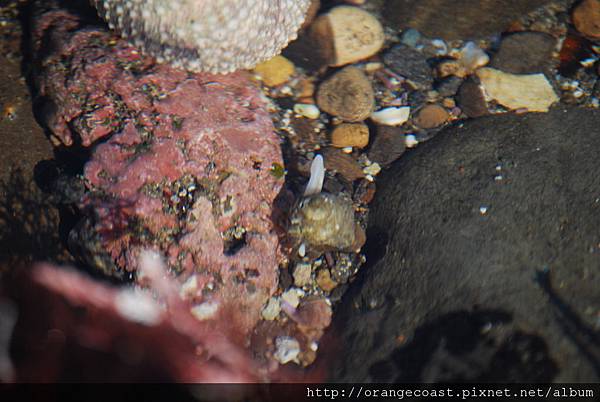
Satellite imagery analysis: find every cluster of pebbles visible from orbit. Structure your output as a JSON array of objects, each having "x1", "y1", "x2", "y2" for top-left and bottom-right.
[
  {"x1": 2, "y1": 0, "x2": 598, "y2": 378},
  {"x1": 247, "y1": 0, "x2": 599, "y2": 366}
]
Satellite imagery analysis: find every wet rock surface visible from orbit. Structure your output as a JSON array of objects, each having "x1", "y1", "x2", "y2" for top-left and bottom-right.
[
  {"x1": 384, "y1": 0, "x2": 552, "y2": 40},
  {"x1": 383, "y1": 44, "x2": 433, "y2": 90},
  {"x1": 490, "y1": 31, "x2": 557, "y2": 74},
  {"x1": 331, "y1": 106, "x2": 600, "y2": 382}
]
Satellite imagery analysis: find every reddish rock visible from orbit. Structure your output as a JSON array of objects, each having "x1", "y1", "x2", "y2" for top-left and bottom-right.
[{"x1": 32, "y1": 3, "x2": 284, "y2": 342}]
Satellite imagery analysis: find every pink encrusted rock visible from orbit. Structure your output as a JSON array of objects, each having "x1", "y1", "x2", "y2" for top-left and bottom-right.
[{"x1": 32, "y1": 3, "x2": 285, "y2": 339}]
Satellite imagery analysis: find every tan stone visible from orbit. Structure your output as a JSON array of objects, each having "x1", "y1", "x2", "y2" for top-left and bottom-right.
[
  {"x1": 331, "y1": 123, "x2": 370, "y2": 148},
  {"x1": 310, "y1": 6, "x2": 384, "y2": 67},
  {"x1": 293, "y1": 262, "x2": 313, "y2": 287},
  {"x1": 573, "y1": 0, "x2": 600, "y2": 40},
  {"x1": 476, "y1": 68, "x2": 558, "y2": 112},
  {"x1": 316, "y1": 269, "x2": 338, "y2": 292},
  {"x1": 317, "y1": 66, "x2": 374, "y2": 122},
  {"x1": 253, "y1": 55, "x2": 295, "y2": 87},
  {"x1": 414, "y1": 104, "x2": 449, "y2": 128}
]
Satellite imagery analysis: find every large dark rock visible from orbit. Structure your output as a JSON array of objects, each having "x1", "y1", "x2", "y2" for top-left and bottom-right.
[
  {"x1": 384, "y1": 0, "x2": 551, "y2": 40},
  {"x1": 331, "y1": 107, "x2": 600, "y2": 382}
]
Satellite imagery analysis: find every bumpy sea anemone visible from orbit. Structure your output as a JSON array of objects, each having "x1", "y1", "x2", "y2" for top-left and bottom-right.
[{"x1": 90, "y1": 0, "x2": 312, "y2": 73}]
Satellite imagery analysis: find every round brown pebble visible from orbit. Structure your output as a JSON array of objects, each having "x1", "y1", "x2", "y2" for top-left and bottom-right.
[
  {"x1": 317, "y1": 66, "x2": 374, "y2": 122},
  {"x1": 414, "y1": 104, "x2": 449, "y2": 129},
  {"x1": 331, "y1": 123, "x2": 370, "y2": 148},
  {"x1": 572, "y1": 0, "x2": 600, "y2": 40}
]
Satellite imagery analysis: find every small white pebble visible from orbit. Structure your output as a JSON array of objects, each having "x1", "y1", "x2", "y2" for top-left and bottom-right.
[
  {"x1": 274, "y1": 336, "x2": 300, "y2": 364},
  {"x1": 261, "y1": 297, "x2": 281, "y2": 321},
  {"x1": 298, "y1": 243, "x2": 306, "y2": 257},
  {"x1": 304, "y1": 154, "x2": 324, "y2": 196},
  {"x1": 293, "y1": 103, "x2": 320, "y2": 119},
  {"x1": 190, "y1": 301, "x2": 219, "y2": 321},
  {"x1": 364, "y1": 62, "x2": 383, "y2": 72},
  {"x1": 580, "y1": 58, "x2": 596, "y2": 68},
  {"x1": 459, "y1": 41, "x2": 489, "y2": 72},
  {"x1": 363, "y1": 162, "x2": 381, "y2": 176},
  {"x1": 179, "y1": 275, "x2": 198, "y2": 300},
  {"x1": 115, "y1": 289, "x2": 162, "y2": 326},
  {"x1": 405, "y1": 134, "x2": 418, "y2": 148},
  {"x1": 431, "y1": 39, "x2": 448, "y2": 55},
  {"x1": 282, "y1": 288, "x2": 303, "y2": 308},
  {"x1": 371, "y1": 106, "x2": 410, "y2": 126}
]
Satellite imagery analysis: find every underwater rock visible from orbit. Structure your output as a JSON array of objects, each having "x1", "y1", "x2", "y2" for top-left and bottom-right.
[
  {"x1": 383, "y1": 0, "x2": 551, "y2": 41},
  {"x1": 476, "y1": 67, "x2": 559, "y2": 112},
  {"x1": 332, "y1": 106, "x2": 600, "y2": 382},
  {"x1": 32, "y1": 1, "x2": 284, "y2": 341}
]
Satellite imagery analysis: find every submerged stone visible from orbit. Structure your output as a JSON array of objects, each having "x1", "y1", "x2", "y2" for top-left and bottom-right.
[{"x1": 332, "y1": 106, "x2": 600, "y2": 382}]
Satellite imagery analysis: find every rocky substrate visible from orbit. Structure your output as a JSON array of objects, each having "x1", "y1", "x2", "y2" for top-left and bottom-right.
[
  {"x1": 331, "y1": 106, "x2": 600, "y2": 382},
  {"x1": 0, "y1": 0, "x2": 598, "y2": 385}
]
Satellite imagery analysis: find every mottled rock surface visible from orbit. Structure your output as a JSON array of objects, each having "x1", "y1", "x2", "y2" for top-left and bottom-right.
[
  {"x1": 331, "y1": 107, "x2": 600, "y2": 382},
  {"x1": 317, "y1": 66, "x2": 375, "y2": 122},
  {"x1": 310, "y1": 5, "x2": 384, "y2": 67},
  {"x1": 572, "y1": 0, "x2": 600, "y2": 40},
  {"x1": 384, "y1": 0, "x2": 551, "y2": 40},
  {"x1": 476, "y1": 67, "x2": 559, "y2": 112},
  {"x1": 490, "y1": 32, "x2": 557, "y2": 74},
  {"x1": 32, "y1": 1, "x2": 285, "y2": 340},
  {"x1": 383, "y1": 44, "x2": 432, "y2": 89}
]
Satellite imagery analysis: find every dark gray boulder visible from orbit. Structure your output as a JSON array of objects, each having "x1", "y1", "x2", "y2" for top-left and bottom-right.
[{"x1": 331, "y1": 107, "x2": 600, "y2": 382}]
